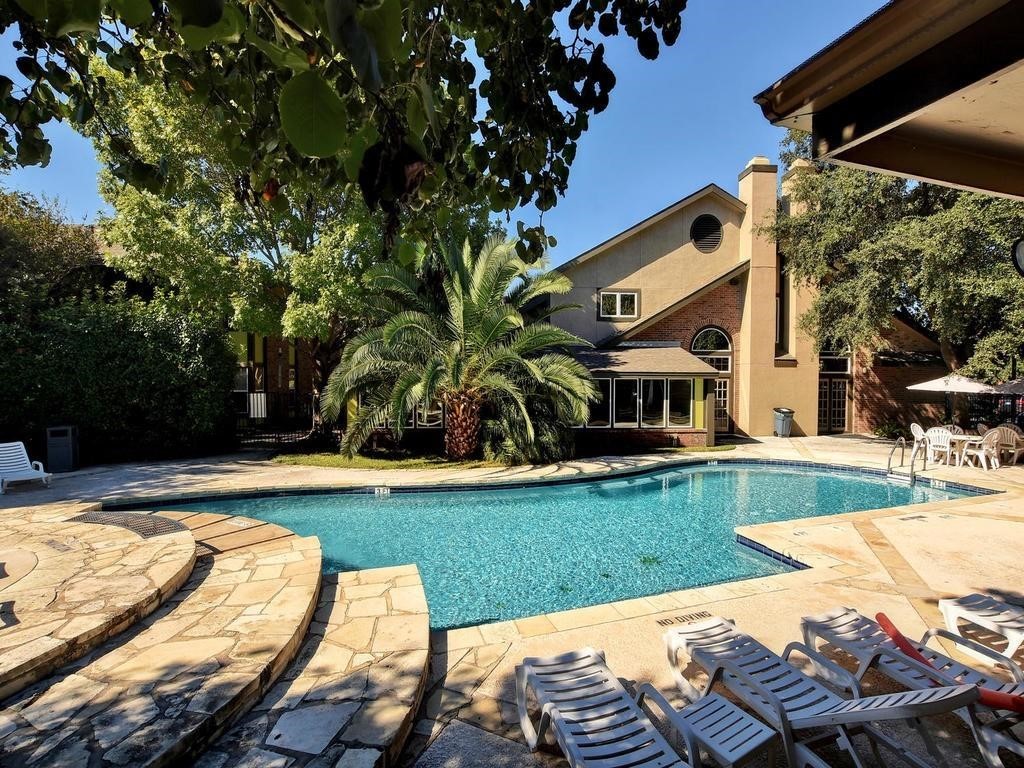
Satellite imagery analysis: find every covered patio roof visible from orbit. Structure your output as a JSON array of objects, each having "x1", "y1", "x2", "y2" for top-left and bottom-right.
[
  {"x1": 574, "y1": 346, "x2": 717, "y2": 377},
  {"x1": 755, "y1": 0, "x2": 1024, "y2": 199}
]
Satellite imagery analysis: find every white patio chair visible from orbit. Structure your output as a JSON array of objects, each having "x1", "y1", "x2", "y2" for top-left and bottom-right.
[
  {"x1": 0, "y1": 442, "x2": 52, "y2": 494},
  {"x1": 995, "y1": 425, "x2": 1023, "y2": 465},
  {"x1": 962, "y1": 430, "x2": 1003, "y2": 470},
  {"x1": 976, "y1": 422, "x2": 991, "y2": 436},
  {"x1": 802, "y1": 606, "x2": 1024, "y2": 768},
  {"x1": 665, "y1": 617, "x2": 978, "y2": 768},
  {"x1": 909, "y1": 423, "x2": 927, "y2": 463},
  {"x1": 940, "y1": 593, "x2": 1024, "y2": 664},
  {"x1": 925, "y1": 427, "x2": 953, "y2": 465},
  {"x1": 1002, "y1": 423, "x2": 1024, "y2": 436},
  {"x1": 943, "y1": 424, "x2": 965, "y2": 434},
  {"x1": 516, "y1": 646, "x2": 776, "y2": 767}
]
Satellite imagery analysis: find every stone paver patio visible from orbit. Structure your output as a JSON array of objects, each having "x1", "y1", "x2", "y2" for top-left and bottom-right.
[
  {"x1": 2, "y1": 435, "x2": 1024, "y2": 767},
  {"x1": 0, "y1": 503, "x2": 195, "y2": 700}
]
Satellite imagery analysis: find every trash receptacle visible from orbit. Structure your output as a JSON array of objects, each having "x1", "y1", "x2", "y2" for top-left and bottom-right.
[
  {"x1": 46, "y1": 426, "x2": 79, "y2": 473},
  {"x1": 773, "y1": 408, "x2": 795, "y2": 438}
]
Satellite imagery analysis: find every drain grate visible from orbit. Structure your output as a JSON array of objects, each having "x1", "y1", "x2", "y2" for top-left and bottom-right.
[{"x1": 69, "y1": 511, "x2": 188, "y2": 539}]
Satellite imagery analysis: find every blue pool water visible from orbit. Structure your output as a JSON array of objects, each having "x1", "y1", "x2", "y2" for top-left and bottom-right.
[{"x1": 171, "y1": 463, "x2": 973, "y2": 629}]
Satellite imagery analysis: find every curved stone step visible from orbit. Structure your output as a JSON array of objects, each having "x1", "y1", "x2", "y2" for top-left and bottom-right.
[
  {"x1": 0, "y1": 504, "x2": 196, "y2": 700},
  {"x1": 0, "y1": 510, "x2": 321, "y2": 767},
  {"x1": 202, "y1": 564, "x2": 430, "y2": 768}
]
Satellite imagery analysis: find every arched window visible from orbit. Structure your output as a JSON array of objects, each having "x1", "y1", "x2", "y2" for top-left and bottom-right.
[{"x1": 691, "y1": 327, "x2": 731, "y2": 372}]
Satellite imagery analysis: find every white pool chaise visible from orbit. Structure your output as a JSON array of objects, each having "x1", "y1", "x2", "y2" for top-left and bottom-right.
[
  {"x1": 802, "y1": 606, "x2": 1024, "y2": 768},
  {"x1": 941, "y1": 593, "x2": 1024, "y2": 663},
  {"x1": 516, "y1": 646, "x2": 775, "y2": 767},
  {"x1": 0, "y1": 442, "x2": 52, "y2": 494},
  {"x1": 666, "y1": 616, "x2": 979, "y2": 768}
]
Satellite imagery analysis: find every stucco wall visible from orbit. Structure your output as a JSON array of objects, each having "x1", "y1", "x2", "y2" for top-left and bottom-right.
[{"x1": 554, "y1": 194, "x2": 746, "y2": 344}]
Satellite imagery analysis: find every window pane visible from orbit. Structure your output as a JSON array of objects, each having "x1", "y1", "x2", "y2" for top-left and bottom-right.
[
  {"x1": 641, "y1": 379, "x2": 665, "y2": 426},
  {"x1": 600, "y1": 293, "x2": 618, "y2": 317},
  {"x1": 692, "y1": 328, "x2": 730, "y2": 352},
  {"x1": 619, "y1": 293, "x2": 637, "y2": 317},
  {"x1": 668, "y1": 379, "x2": 692, "y2": 427},
  {"x1": 614, "y1": 379, "x2": 639, "y2": 427},
  {"x1": 588, "y1": 379, "x2": 612, "y2": 427}
]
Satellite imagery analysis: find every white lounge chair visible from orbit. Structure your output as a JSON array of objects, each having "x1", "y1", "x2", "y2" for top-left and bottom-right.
[
  {"x1": 665, "y1": 616, "x2": 978, "y2": 768},
  {"x1": 802, "y1": 606, "x2": 1024, "y2": 767},
  {"x1": 940, "y1": 594, "x2": 1024, "y2": 665},
  {"x1": 0, "y1": 442, "x2": 52, "y2": 494},
  {"x1": 925, "y1": 427, "x2": 953, "y2": 465},
  {"x1": 995, "y1": 425, "x2": 1023, "y2": 465},
  {"x1": 516, "y1": 647, "x2": 776, "y2": 768},
  {"x1": 961, "y1": 430, "x2": 1002, "y2": 470}
]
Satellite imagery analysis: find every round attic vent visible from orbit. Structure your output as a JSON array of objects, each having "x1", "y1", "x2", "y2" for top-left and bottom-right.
[{"x1": 690, "y1": 214, "x2": 723, "y2": 253}]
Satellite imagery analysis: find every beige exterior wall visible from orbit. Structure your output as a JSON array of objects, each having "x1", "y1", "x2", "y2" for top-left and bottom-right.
[
  {"x1": 554, "y1": 193, "x2": 746, "y2": 344},
  {"x1": 556, "y1": 157, "x2": 826, "y2": 438}
]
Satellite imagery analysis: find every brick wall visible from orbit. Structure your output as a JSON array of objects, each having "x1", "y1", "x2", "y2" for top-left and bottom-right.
[
  {"x1": 574, "y1": 428, "x2": 708, "y2": 456},
  {"x1": 630, "y1": 281, "x2": 741, "y2": 431},
  {"x1": 853, "y1": 321, "x2": 947, "y2": 434}
]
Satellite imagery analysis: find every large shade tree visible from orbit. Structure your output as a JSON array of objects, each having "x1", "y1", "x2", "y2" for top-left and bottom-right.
[
  {"x1": 90, "y1": 64, "x2": 502, "y2": 437},
  {"x1": 768, "y1": 130, "x2": 1024, "y2": 381},
  {"x1": 324, "y1": 236, "x2": 596, "y2": 460},
  {"x1": 2, "y1": 0, "x2": 688, "y2": 259}
]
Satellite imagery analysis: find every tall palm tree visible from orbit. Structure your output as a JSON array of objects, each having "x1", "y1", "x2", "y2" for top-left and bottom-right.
[{"x1": 323, "y1": 236, "x2": 597, "y2": 460}]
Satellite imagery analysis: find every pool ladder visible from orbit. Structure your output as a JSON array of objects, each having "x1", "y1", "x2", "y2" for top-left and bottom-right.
[{"x1": 886, "y1": 437, "x2": 917, "y2": 485}]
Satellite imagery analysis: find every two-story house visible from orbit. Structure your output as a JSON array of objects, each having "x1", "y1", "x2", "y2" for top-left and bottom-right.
[{"x1": 555, "y1": 157, "x2": 946, "y2": 451}]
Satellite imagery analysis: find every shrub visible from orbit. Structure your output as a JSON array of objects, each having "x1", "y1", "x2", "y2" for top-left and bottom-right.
[
  {"x1": 0, "y1": 296, "x2": 236, "y2": 464},
  {"x1": 872, "y1": 420, "x2": 909, "y2": 440}
]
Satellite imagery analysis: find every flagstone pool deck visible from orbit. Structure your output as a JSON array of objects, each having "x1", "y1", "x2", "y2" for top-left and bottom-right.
[{"x1": 2, "y1": 435, "x2": 1024, "y2": 767}]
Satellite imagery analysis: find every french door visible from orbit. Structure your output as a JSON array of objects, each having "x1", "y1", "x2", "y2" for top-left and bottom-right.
[
  {"x1": 817, "y1": 378, "x2": 848, "y2": 433},
  {"x1": 713, "y1": 378, "x2": 730, "y2": 433}
]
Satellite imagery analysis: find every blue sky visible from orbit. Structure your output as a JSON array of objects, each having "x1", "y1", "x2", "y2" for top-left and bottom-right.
[{"x1": 2, "y1": 1, "x2": 885, "y2": 265}]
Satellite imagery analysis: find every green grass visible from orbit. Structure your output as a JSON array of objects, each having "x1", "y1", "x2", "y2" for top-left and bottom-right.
[
  {"x1": 660, "y1": 443, "x2": 737, "y2": 454},
  {"x1": 271, "y1": 452, "x2": 500, "y2": 471}
]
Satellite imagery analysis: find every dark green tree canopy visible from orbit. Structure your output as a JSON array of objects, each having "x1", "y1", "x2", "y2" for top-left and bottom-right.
[
  {"x1": 2, "y1": 0, "x2": 687, "y2": 258},
  {"x1": 769, "y1": 130, "x2": 1024, "y2": 381}
]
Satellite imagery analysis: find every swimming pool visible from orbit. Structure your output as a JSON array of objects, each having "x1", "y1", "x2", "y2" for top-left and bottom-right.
[{"x1": 167, "y1": 462, "x2": 976, "y2": 629}]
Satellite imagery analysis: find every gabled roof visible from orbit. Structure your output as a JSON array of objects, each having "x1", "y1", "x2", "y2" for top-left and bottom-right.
[
  {"x1": 598, "y1": 260, "x2": 750, "y2": 348},
  {"x1": 556, "y1": 183, "x2": 745, "y2": 274}
]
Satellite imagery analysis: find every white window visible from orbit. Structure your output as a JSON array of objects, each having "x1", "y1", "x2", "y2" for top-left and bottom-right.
[
  {"x1": 691, "y1": 327, "x2": 732, "y2": 373},
  {"x1": 599, "y1": 290, "x2": 638, "y2": 320}
]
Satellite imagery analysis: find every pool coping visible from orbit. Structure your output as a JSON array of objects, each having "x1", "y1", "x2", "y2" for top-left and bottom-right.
[{"x1": 100, "y1": 456, "x2": 998, "y2": 510}]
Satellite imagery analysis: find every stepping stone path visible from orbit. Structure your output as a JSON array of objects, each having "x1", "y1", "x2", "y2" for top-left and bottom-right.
[
  {"x1": 201, "y1": 564, "x2": 430, "y2": 768},
  {"x1": 0, "y1": 509, "x2": 321, "y2": 767},
  {"x1": 0, "y1": 503, "x2": 195, "y2": 700}
]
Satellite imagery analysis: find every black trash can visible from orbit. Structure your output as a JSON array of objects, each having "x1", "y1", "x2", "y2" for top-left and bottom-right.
[
  {"x1": 773, "y1": 408, "x2": 795, "y2": 438},
  {"x1": 46, "y1": 425, "x2": 79, "y2": 473}
]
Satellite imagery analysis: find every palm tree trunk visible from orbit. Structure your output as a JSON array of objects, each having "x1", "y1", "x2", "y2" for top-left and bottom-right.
[{"x1": 444, "y1": 392, "x2": 482, "y2": 460}]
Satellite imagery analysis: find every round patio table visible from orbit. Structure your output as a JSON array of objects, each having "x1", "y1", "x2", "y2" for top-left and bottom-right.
[{"x1": 947, "y1": 432, "x2": 982, "y2": 466}]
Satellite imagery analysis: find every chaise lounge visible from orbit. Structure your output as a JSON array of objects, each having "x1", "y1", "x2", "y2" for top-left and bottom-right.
[
  {"x1": 0, "y1": 442, "x2": 52, "y2": 494},
  {"x1": 665, "y1": 616, "x2": 979, "y2": 768}
]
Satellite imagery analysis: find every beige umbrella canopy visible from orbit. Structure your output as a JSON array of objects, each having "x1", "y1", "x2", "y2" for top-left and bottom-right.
[
  {"x1": 906, "y1": 374, "x2": 999, "y2": 394},
  {"x1": 995, "y1": 379, "x2": 1024, "y2": 395}
]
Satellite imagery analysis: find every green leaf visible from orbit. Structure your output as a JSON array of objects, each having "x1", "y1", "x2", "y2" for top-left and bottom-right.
[
  {"x1": 414, "y1": 75, "x2": 437, "y2": 137},
  {"x1": 167, "y1": 0, "x2": 224, "y2": 28},
  {"x1": 271, "y1": 0, "x2": 318, "y2": 35},
  {"x1": 247, "y1": 34, "x2": 310, "y2": 71},
  {"x1": 47, "y1": 0, "x2": 102, "y2": 36},
  {"x1": 180, "y1": 5, "x2": 244, "y2": 49},
  {"x1": 278, "y1": 70, "x2": 348, "y2": 158},
  {"x1": 109, "y1": 0, "x2": 152, "y2": 26},
  {"x1": 343, "y1": 122, "x2": 378, "y2": 181},
  {"x1": 13, "y1": 0, "x2": 47, "y2": 21},
  {"x1": 325, "y1": 0, "x2": 382, "y2": 92},
  {"x1": 358, "y1": 0, "x2": 401, "y2": 62}
]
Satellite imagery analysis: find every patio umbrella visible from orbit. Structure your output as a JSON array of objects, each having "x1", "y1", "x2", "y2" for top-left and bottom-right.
[
  {"x1": 995, "y1": 378, "x2": 1024, "y2": 395},
  {"x1": 905, "y1": 374, "x2": 999, "y2": 394}
]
